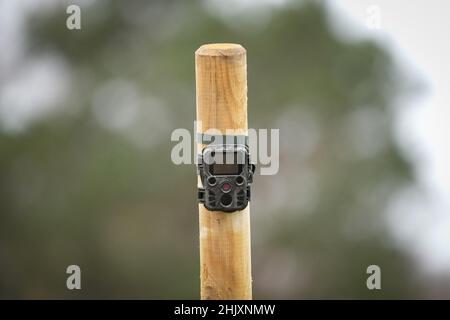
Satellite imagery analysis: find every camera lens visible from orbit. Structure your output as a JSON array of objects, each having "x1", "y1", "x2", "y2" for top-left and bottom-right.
[
  {"x1": 235, "y1": 176, "x2": 245, "y2": 185},
  {"x1": 207, "y1": 176, "x2": 217, "y2": 186},
  {"x1": 220, "y1": 194, "x2": 233, "y2": 207},
  {"x1": 221, "y1": 182, "x2": 232, "y2": 192}
]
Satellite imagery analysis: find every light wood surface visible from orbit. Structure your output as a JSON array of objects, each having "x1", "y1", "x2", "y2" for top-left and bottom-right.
[{"x1": 195, "y1": 43, "x2": 252, "y2": 300}]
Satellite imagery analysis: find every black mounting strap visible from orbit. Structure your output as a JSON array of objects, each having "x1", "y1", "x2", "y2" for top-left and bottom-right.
[
  {"x1": 196, "y1": 133, "x2": 249, "y2": 146},
  {"x1": 198, "y1": 187, "x2": 205, "y2": 204}
]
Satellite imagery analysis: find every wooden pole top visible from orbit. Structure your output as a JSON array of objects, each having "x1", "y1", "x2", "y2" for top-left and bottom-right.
[{"x1": 195, "y1": 43, "x2": 246, "y2": 57}]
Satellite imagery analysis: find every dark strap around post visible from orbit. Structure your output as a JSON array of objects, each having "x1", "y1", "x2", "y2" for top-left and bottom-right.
[{"x1": 196, "y1": 133, "x2": 248, "y2": 146}]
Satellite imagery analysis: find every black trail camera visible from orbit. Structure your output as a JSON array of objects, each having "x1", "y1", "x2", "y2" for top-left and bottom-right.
[{"x1": 198, "y1": 144, "x2": 255, "y2": 212}]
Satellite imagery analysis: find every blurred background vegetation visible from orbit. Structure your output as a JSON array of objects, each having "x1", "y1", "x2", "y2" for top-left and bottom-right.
[{"x1": 1, "y1": 0, "x2": 448, "y2": 298}]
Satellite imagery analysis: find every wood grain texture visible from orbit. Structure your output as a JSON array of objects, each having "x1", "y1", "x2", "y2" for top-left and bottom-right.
[
  {"x1": 195, "y1": 43, "x2": 252, "y2": 300},
  {"x1": 196, "y1": 43, "x2": 248, "y2": 135}
]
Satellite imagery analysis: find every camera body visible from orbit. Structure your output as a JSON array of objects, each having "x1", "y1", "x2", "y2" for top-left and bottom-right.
[{"x1": 198, "y1": 144, "x2": 255, "y2": 212}]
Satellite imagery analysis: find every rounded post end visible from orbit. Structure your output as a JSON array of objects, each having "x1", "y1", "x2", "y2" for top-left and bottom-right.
[{"x1": 196, "y1": 43, "x2": 246, "y2": 57}]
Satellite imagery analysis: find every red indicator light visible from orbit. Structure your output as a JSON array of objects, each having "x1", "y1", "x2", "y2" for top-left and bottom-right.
[{"x1": 222, "y1": 183, "x2": 232, "y2": 192}]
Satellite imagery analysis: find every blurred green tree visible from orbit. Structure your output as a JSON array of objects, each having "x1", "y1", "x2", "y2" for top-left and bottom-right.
[{"x1": 0, "y1": 0, "x2": 427, "y2": 298}]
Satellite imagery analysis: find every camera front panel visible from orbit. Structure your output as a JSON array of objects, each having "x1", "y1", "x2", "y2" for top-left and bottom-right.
[{"x1": 198, "y1": 145, "x2": 253, "y2": 212}]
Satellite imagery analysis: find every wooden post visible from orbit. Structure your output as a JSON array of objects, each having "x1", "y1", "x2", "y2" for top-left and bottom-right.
[{"x1": 195, "y1": 43, "x2": 252, "y2": 300}]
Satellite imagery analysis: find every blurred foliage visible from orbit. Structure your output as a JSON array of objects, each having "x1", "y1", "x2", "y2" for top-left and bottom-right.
[{"x1": 0, "y1": 0, "x2": 433, "y2": 298}]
